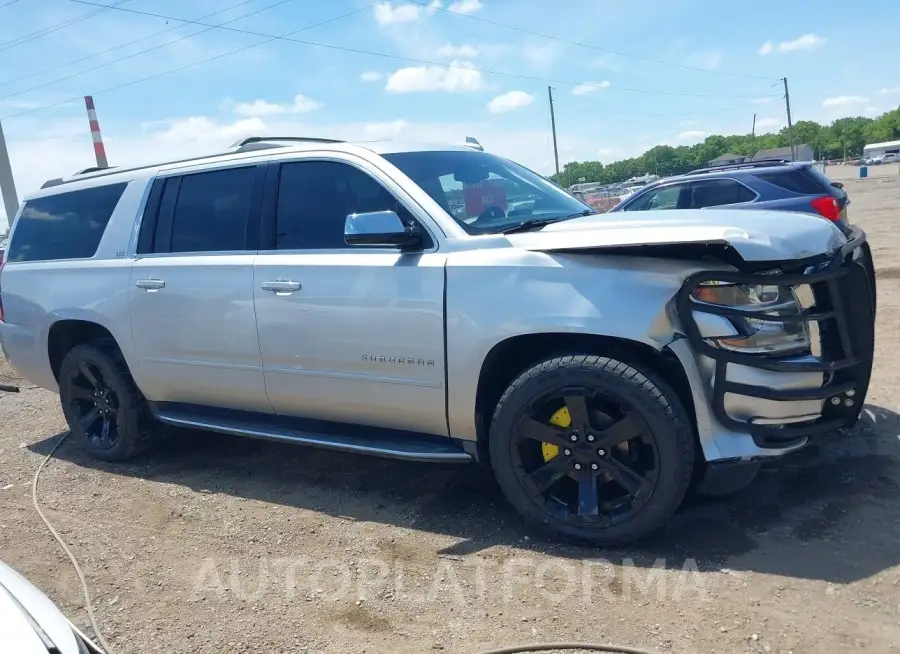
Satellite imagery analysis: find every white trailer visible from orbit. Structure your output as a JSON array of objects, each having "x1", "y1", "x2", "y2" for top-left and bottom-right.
[{"x1": 863, "y1": 139, "x2": 900, "y2": 159}]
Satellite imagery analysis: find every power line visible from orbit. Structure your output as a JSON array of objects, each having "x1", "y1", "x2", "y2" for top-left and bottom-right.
[
  {"x1": 55, "y1": 1, "x2": 781, "y2": 101},
  {"x1": 0, "y1": 0, "x2": 25, "y2": 10},
  {"x1": 552, "y1": 102, "x2": 723, "y2": 135},
  {"x1": 552, "y1": 99, "x2": 752, "y2": 119},
  {"x1": 0, "y1": 0, "x2": 261, "y2": 88},
  {"x1": 408, "y1": 0, "x2": 780, "y2": 82},
  {"x1": 0, "y1": 0, "x2": 300, "y2": 102},
  {"x1": 1, "y1": 3, "x2": 381, "y2": 120},
  {"x1": 0, "y1": 0, "x2": 130, "y2": 53}
]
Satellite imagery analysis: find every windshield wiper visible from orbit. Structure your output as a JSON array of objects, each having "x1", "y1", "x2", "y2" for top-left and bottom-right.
[{"x1": 500, "y1": 210, "x2": 595, "y2": 234}]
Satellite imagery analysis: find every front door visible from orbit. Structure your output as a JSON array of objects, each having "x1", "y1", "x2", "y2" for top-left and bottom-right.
[
  {"x1": 253, "y1": 158, "x2": 447, "y2": 436},
  {"x1": 129, "y1": 164, "x2": 271, "y2": 413}
]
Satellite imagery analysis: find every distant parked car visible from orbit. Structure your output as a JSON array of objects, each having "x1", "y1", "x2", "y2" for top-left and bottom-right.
[
  {"x1": 882, "y1": 152, "x2": 899, "y2": 164},
  {"x1": 609, "y1": 160, "x2": 851, "y2": 227}
]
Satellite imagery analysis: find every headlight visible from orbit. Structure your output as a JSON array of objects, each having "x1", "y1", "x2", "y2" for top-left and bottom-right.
[{"x1": 690, "y1": 282, "x2": 810, "y2": 356}]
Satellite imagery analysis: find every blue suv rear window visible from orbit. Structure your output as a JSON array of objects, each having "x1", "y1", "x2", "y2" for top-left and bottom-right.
[{"x1": 754, "y1": 169, "x2": 824, "y2": 195}]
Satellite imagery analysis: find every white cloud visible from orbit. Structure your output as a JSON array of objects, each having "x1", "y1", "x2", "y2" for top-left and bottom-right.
[
  {"x1": 593, "y1": 54, "x2": 623, "y2": 72},
  {"x1": 752, "y1": 97, "x2": 776, "y2": 105},
  {"x1": 523, "y1": 43, "x2": 559, "y2": 69},
  {"x1": 448, "y1": 0, "x2": 483, "y2": 14},
  {"x1": 373, "y1": 1, "x2": 424, "y2": 25},
  {"x1": 754, "y1": 117, "x2": 782, "y2": 132},
  {"x1": 437, "y1": 43, "x2": 479, "y2": 58},
  {"x1": 864, "y1": 106, "x2": 881, "y2": 117},
  {"x1": 759, "y1": 33, "x2": 825, "y2": 55},
  {"x1": 385, "y1": 60, "x2": 484, "y2": 92},
  {"x1": 685, "y1": 50, "x2": 722, "y2": 70},
  {"x1": 675, "y1": 130, "x2": 708, "y2": 142},
  {"x1": 488, "y1": 90, "x2": 534, "y2": 114},
  {"x1": 879, "y1": 86, "x2": 900, "y2": 95},
  {"x1": 597, "y1": 146, "x2": 619, "y2": 158},
  {"x1": 232, "y1": 94, "x2": 321, "y2": 117},
  {"x1": 360, "y1": 70, "x2": 383, "y2": 82},
  {"x1": 572, "y1": 81, "x2": 610, "y2": 96},
  {"x1": 822, "y1": 95, "x2": 869, "y2": 108}
]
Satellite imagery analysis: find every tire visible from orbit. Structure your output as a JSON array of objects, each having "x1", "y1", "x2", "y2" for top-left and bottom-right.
[
  {"x1": 58, "y1": 339, "x2": 158, "y2": 461},
  {"x1": 489, "y1": 354, "x2": 695, "y2": 546}
]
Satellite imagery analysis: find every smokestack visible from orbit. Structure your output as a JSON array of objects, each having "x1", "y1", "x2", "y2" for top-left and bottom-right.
[{"x1": 84, "y1": 95, "x2": 109, "y2": 169}]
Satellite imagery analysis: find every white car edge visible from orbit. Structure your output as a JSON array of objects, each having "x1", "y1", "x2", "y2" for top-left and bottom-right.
[{"x1": 0, "y1": 559, "x2": 103, "y2": 654}]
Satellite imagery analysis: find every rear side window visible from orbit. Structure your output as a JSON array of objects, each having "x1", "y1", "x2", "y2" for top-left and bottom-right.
[
  {"x1": 755, "y1": 168, "x2": 824, "y2": 195},
  {"x1": 6, "y1": 183, "x2": 127, "y2": 263},
  {"x1": 689, "y1": 179, "x2": 756, "y2": 209},
  {"x1": 169, "y1": 167, "x2": 255, "y2": 253}
]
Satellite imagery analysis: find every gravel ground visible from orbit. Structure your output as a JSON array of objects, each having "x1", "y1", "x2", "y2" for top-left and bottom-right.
[{"x1": 2, "y1": 178, "x2": 900, "y2": 654}]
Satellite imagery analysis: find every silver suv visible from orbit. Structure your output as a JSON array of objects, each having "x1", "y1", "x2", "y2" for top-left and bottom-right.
[{"x1": 0, "y1": 136, "x2": 877, "y2": 545}]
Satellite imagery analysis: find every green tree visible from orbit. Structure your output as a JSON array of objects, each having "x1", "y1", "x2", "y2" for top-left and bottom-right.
[{"x1": 548, "y1": 106, "x2": 900, "y2": 187}]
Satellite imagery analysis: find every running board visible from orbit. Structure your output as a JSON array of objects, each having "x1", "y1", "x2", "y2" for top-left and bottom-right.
[{"x1": 150, "y1": 403, "x2": 473, "y2": 463}]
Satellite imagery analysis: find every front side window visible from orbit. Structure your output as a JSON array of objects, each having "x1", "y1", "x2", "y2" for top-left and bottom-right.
[
  {"x1": 169, "y1": 167, "x2": 255, "y2": 253},
  {"x1": 274, "y1": 160, "x2": 427, "y2": 250},
  {"x1": 623, "y1": 184, "x2": 682, "y2": 212},
  {"x1": 382, "y1": 150, "x2": 591, "y2": 234},
  {"x1": 7, "y1": 183, "x2": 127, "y2": 262}
]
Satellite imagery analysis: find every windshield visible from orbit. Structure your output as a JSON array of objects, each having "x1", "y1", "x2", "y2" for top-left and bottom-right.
[{"x1": 382, "y1": 149, "x2": 592, "y2": 234}]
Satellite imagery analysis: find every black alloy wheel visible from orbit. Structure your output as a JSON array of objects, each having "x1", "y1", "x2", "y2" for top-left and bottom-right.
[
  {"x1": 512, "y1": 386, "x2": 660, "y2": 527},
  {"x1": 489, "y1": 355, "x2": 695, "y2": 545},
  {"x1": 66, "y1": 360, "x2": 121, "y2": 450},
  {"x1": 58, "y1": 340, "x2": 157, "y2": 461}
]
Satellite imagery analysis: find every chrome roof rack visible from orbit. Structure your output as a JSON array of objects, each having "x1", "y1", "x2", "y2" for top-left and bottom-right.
[
  {"x1": 230, "y1": 136, "x2": 345, "y2": 153},
  {"x1": 463, "y1": 136, "x2": 484, "y2": 151}
]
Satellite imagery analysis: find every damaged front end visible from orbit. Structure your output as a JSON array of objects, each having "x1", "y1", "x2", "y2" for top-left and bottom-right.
[{"x1": 676, "y1": 224, "x2": 876, "y2": 451}]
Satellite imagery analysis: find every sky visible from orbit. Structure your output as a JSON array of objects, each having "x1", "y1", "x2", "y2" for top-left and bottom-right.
[{"x1": 1, "y1": 0, "x2": 899, "y2": 226}]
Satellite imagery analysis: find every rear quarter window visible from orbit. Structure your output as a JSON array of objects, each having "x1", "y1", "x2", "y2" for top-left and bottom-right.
[
  {"x1": 754, "y1": 168, "x2": 826, "y2": 195},
  {"x1": 6, "y1": 183, "x2": 127, "y2": 263}
]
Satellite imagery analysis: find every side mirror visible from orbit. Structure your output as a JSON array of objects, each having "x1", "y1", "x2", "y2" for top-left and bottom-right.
[
  {"x1": 344, "y1": 211, "x2": 423, "y2": 250},
  {"x1": 831, "y1": 181, "x2": 844, "y2": 189}
]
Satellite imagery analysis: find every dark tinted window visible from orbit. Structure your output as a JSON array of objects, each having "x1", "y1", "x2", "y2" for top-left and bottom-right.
[
  {"x1": 755, "y1": 168, "x2": 824, "y2": 195},
  {"x1": 623, "y1": 184, "x2": 682, "y2": 211},
  {"x1": 7, "y1": 183, "x2": 126, "y2": 262},
  {"x1": 689, "y1": 179, "x2": 756, "y2": 208},
  {"x1": 170, "y1": 167, "x2": 255, "y2": 252},
  {"x1": 275, "y1": 161, "x2": 427, "y2": 250}
]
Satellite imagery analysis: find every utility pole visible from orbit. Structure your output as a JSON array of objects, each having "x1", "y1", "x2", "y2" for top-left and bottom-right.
[
  {"x1": 783, "y1": 77, "x2": 795, "y2": 161},
  {"x1": 548, "y1": 86, "x2": 560, "y2": 177},
  {"x1": 751, "y1": 113, "x2": 756, "y2": 138},
  {"x1": 0, "y1": 119, "x2": 19, "y2": 231}
]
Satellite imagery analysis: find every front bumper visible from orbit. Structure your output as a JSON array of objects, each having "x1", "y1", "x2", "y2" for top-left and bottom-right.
[{"x1": 677, "y1": 225, "x2": 876, "y2": 449}]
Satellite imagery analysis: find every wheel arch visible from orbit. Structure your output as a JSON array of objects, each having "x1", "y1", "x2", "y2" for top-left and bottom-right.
[
  {"x1": 473, "y1": 332, "x2": 697, "y2": 457},
  {"x1": 47, "y1": 318, "x2": 125, "y2": 382}
]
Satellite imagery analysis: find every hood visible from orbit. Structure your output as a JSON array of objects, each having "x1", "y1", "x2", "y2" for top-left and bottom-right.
[
  {"x1": 506, "y1": 209, "x2": 846, "y2": 263},
  {"x1": 0, "y1": 560, "x2": 85, "y2": 654}
]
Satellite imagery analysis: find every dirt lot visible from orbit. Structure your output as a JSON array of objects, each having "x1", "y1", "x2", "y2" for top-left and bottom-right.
[{"x1": 2, "y1": 178, "x2": 900, "y2": 654}]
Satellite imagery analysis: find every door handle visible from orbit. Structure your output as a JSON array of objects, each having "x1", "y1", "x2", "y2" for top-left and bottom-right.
[
  {"x1": 261, "y1": 280, "x2": 301, "y2": 294},
  {"x1": 136, "y1": 278, "x2": 165, "y2": 291}
]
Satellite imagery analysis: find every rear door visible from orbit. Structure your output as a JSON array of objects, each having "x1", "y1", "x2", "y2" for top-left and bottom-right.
[{"x1": 129, "y1": 163, "x2": 272, "y2": 413}]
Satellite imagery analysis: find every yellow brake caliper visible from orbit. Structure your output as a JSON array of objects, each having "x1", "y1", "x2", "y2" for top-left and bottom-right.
[{"x1": 541, "y1": 406, "x2": 571, "y2": 462}]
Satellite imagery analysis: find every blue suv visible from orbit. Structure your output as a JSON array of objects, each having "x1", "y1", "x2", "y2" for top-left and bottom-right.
[{"x1": 609, "y1": 160, "x2": 850, "y2": 227}]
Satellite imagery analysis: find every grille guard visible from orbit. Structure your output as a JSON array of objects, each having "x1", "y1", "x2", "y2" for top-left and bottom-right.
[{"x1": 676, "y1": 225, "x2": 876, "y2": 447}]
